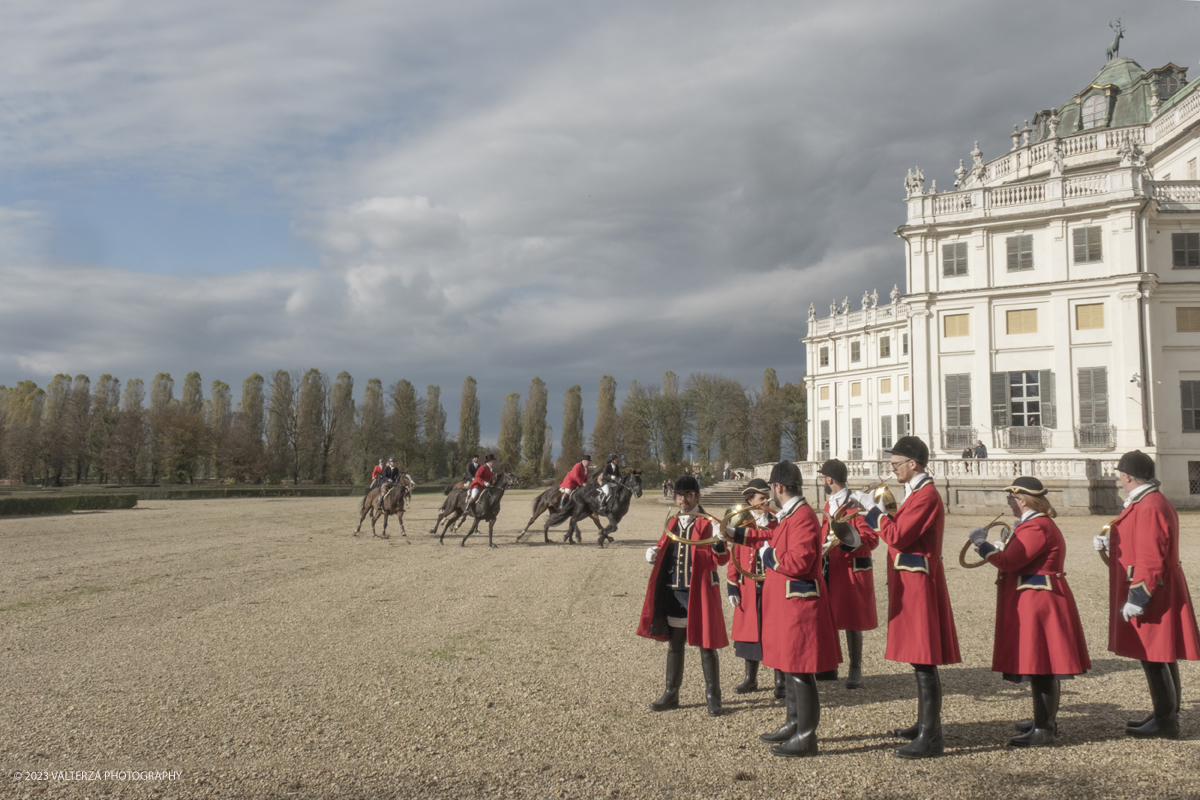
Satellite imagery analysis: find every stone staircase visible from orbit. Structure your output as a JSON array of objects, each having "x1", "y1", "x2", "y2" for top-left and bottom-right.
[{"x1": 700, "y1": 478, "x2": 747, "y2": 511}]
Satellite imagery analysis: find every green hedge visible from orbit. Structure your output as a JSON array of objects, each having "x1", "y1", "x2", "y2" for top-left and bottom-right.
[{"x1": 0, "y1": 494, "x2": 138, "y2": 516}]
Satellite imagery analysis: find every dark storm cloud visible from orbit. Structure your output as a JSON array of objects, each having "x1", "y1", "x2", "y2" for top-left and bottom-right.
[{"x1": 0, "y1": 0, "x2": 1196, "y2": 437}]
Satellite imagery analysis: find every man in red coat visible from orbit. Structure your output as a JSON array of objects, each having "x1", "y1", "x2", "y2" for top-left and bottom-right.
[
  {"x1": 467, "y1": 454, "x2": 497, "y2": 514},
  {"x1": 637, "y1": 475, "x2": 729, "y2": 716},
  {"x1": 1096, "y1": 450, "x2": 1200, "y2": 739},
  {"x1": 724, "y1": 478, "x2": 777, "y2": 696},
  {"x1": 818, "y1": 458, "x2": 879, "y2": 690},
  {"x1": 557, "y1": 454, "x2": 591, "y2": 509},
  {"x1": 724, "y1": 461, "x2": 842, "y2": 757},
  {"x1": 848, "y1": 436, "x2": 960, "y2": 759}
]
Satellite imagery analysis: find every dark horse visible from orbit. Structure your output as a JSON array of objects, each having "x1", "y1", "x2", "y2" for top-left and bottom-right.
[
  {"x1": 434, "y1": 472, "x2": 519, "y2": 548},
  {"x1": 353, "y1": 472, "x2": 415, "y2": 538},
  {"x1": 517, "y1": 471, "x2": 641, "y2": 547}
]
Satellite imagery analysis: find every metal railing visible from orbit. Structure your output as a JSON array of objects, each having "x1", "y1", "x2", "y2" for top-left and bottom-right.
[
  {"x1": 998, "y1": 426, "x2": 1052, "y2": 451},
  {"x1": 941, "y1": 426, "x2": 976, "y2": 451},
  {"x1": 1074, "y1": 424, "x2": 1116, "y2": 450}
]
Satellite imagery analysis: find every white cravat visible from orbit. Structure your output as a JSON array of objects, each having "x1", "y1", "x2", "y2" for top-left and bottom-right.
[
  {"x1": 1124, "y1": 482, "x2": 1153, "y2": 508},
  {"x1": 902, "y1": 473, "x2": 929, "y2": 505},
  {"x1": 677, "y1": 505, "x2": 698, "y2": 527},
  {"x1": 1017, "y1": 509, "x2": 1037, "y2": 524},
  {"x1": 828, "y1": 487, "x2": 850, "y2": 511},
  {"x1": 778, "y1": 496, "x2": 803, "y2": 518}
]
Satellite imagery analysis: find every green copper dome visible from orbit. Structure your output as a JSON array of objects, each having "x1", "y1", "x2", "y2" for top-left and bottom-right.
[{"x1": 1033, "y1": 56, "x2": 1186, "y2": 142}]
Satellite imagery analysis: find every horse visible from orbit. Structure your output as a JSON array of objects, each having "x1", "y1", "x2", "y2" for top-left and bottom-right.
[
  {"x1": 430, "y1": 471, "x2": 517, "y2": 540},
  {"x1": 517, "y1": 471, "x2": 641, "y2": 547},
  {"x1": 443, "y1": 472, "x2": 519, "y2": 548},
  {"x1": 353, "y1": 472, "x2": 415, "y2": 539}
]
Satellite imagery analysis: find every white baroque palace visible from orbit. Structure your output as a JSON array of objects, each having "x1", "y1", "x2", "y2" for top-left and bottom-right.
[{"x1": 803, "y1": 50, "x2": 1200, "y2": 507}]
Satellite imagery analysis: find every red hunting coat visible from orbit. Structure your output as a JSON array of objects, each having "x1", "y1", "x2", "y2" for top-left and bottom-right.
[
  {"x1": 823, "y1": 495, "x2": 879, "y2": 632},
  {"x1": 637, "y1": 515, "x2": 730, "y2": 649},
  {"x1": 978, "y1": 514, "x2": 1090, "y2": 676},
  {"x1": 853, "y1": 477, "x2": 960, "y2": 666},
  {"x1": 560, "y1": 463, "x2": 588, "y2": 491},
  {"x1": 468, "y1": 463, "x2": 494, "y2": 491},
  {"x1": 726, "y1": 512, "x2": 776, "y2": 644},
  {"x1": 1107, "y1": 488, "x2": 1200, "y2": 662},
  {"x1": 760, "y1": 501, "x2": 842, "y2": 673}
]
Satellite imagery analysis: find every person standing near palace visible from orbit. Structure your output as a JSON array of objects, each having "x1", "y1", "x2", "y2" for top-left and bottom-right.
[
  {"x1": 966, "y1": 477, "x2": 1091, "y2": 747},
  {"x1": 725, "y1": 460, "x2": 842, "y2": 757},
  {"x1": 466, "y1": 454, "x2": 497, "y2": 514},
  {"x1": 847, "y1": 436, "x2": 960, "y2": 759},
  {"x1": 723, "y1": 479, "x2": 778, "y2": 697},
  {"x1": 638, "y1": 475, "x2": 729, "y2": 716},
  {"x1": 818, "y1": 458, "x2": 879, "y2": 690},
  {"x1": 558, "y1": 454, "x2": 591, "y2": 509},
  {"x1": 1096, "y1": 450, "x2": 1200, "y2": 739}
]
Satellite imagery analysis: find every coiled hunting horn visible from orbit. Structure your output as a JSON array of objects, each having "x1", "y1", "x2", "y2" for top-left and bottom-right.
[{"x1": 958, "y1": 511, "x2": 1014, "y2": 569}]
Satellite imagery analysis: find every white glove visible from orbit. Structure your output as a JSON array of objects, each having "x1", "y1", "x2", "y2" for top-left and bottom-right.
[
  {"x1": 851, "y1": 491, "x2": 877, "y2": 510},
  {"x1": 758, "y1": 543, "x2": 771, "y2": 561},
  {"x1": 967, "y1": 527, "x2": 987, "y2": 545},
  {"x1": 728, "y1": 595, "x2": 739, "y2": 608},
  {"x1": 1094, "y1": 535, "x2": 1110, "y2": 552},
  {"x1": 645, "y1": 546, "x2": 659, "y2": 564},
  {"x1": 724, "y1": 523, "x2": 738, "y2": 535},
  {"x1": 1122, "y1": 602, "x2": 1144, "y2": 622}
]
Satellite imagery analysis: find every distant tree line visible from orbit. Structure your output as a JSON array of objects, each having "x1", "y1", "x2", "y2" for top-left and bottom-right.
[{"x1": 0, "y1": 368, "x2": 805, "y2": 487}]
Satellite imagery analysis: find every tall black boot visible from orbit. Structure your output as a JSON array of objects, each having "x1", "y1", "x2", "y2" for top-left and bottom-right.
[
  {"x1": 773, "y1": 669, "x2": 786, "y2": 699},
  {"x1": 845, "y1": 630, "x2": 863, "y2": 690},
  {"x1": 700, "y1": 648, "x2": 722, "y2": 716},
  {"x1": 735, "y1": 660, "x2": 759, "y2": 694},
  {"x1": 771, "y1": 673, "x2": 820, "y2": 757},
  {"x1": 760, "y1": 674, "x2": 797, "y2": 742},
  {"x1": 1127, "y1": 661, "x2": 1180, "y2": 738},
  {"x1": 1011, "y1": 676, "x2": 1058, "y2": 747},
  {"x1": 895, "y1": 666, "x2": 943, "y2": 759},
  {"x1": 892, "y1": 668, "x2": 923, "y2": 741},
  {"x1": 650, "y1": 627, "x2": 686, "y2": 711}
]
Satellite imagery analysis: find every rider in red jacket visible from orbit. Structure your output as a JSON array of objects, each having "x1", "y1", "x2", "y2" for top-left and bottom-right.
[
  {"x1": 557, "y1": 454, "x2": 591, "y2": 509},
  {"x1": 467, "y1": 455, "x2": 497, "y2": 513}
]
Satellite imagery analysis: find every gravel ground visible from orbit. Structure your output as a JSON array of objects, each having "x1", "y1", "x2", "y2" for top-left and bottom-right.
[{"x1": 2, "y1": 491, "x2": 1200, "y2": 799}]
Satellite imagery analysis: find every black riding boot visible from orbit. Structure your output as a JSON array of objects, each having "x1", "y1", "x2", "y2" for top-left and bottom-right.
[
  {"x1": 761, "y1": 672, "x2": 798, "y2": 743},
  {"x1": 1127, "y1": 660, "x2": 1180, "y2": 738},
  {"x1": 771, "y1": 673, "x2": 820, "y2": 757},
  {"x1": 892, "y1": 667, "x2": 922, "y2": 741},
  {"x1": 1129, "y1": 661, "x2": 1184, "y2": 727},
  {"x1": 700, "y1": 648, "x2": 722, "y2": 716},
  {"x1": 895, "y1": 666, "x2": 944, "y2": 759},
  {"x1": 1010, "y1": 676, "x2": 1058, "y2": 747},
  {"x1": 650, "y1": 627, "x2": 686, "y2": 712},
  {"x1": 773, "y1": 669, "x2": 786, "y2": 699},
  {"x1": 735, "y1": 660, "x2": 759, "y2": 694},
  {"x1": 815, "y1": 668, "x2": 839, "y2": 681},
  {"x1": 845, "y1": 630, "x2": 864, "y2": 690}
]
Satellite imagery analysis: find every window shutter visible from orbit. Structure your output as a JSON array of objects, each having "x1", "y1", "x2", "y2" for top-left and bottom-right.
[
  {"x1": 991, "y1": 372, "x2": 1009, "y2": 428},
  {"x1": 944, "y1": 375, "x2": 958, "y2": 427},
  {"x1": 1178, "y1": 307, "x2": 1200, "y2": 332},
  {"x1": 1039, "y1": 370, "x2": 1056, "y2": 429},
  {"x1": 1093, "y1": 367, "x2": 1109, "y2": 425},
  {"x1": 1073, "y1": 228, "x2": 1086, "y2": 264},
  {"x1": 1183, "y1": 383, "x2": 1197, "y2": 433},
  {"x1": 1007, "y1": 237, "x2": 1019, "y2": 271},
  {"x1": 1078, "y1": 368, "x2": 1094, "y2": 426},
  {"x1": 1089, "y1": 227, "x2": 1102, "y2": 262}
]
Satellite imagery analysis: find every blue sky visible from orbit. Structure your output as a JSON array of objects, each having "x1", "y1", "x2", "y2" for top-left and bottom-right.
[{"x1": 1, "y1": 0, "x2": 1197, "y2": 445}]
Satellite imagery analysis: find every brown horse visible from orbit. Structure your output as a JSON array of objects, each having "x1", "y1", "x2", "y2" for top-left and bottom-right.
[
  {"x1": 353, "y1": 473, "x2": 415, "y2": 538},
  {"x1": 443, "y1": 472, "x2": 519, "y2": 548}
]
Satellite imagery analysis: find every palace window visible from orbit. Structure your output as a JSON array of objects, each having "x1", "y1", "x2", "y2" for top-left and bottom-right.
[
  {"x1": 1178, "y1": 307, "x2": 1200, "y2": 332},
  {"x1": 820, "y1": 420, "x2": 831, "y2": 461},
  {"x1": 851, "y1": 381, "x2": 862, "y2": 398},
  {"x1": 944, "y1": 313, "x2": 970, "y2": 338},
  {"x1": 992, "y1": 371, "x2": 1057, "y2": 443},
  {"x1": 1006, "y1": 234, "x2": 1034, "y2": 272},
  {"x1": 944, "y1": 374, "x2": 972, "y2": 428},
  {"x1": 1073, "y1": 226, "x2": 1103, "y2": 263},
  {"x1": 942, "y1": 242, "x2": 968, "y2": 277},
  {"x1": 1184, "y1": 381, "x2": 1200, "y2": 432},
  {"x1": 880, "y1": 378, "x2": 892, "y2": 394},
  {"x1": 880, "y1": 336, "x2": 891, "y2": 358},
  {"x1": 902, "y1": 333, "x2": 909, "y2": 355},
  {"x1": 1006, "y1": 308, "x2": 1038, "y2": 335},
  {"x1": 851, "y1": 418, "x2": 863, "y2": 461},
  {"x1": 1076, "y1": 303, "x2": 1105, "y2": 330},
  {"x1": 1190, "y1": 462, "x2": 1200, "y2": 495},
  {"x1": 1160, "y1": 74, "x2": 1183, "y2": 100},
  {"x1": 1077, "y1": 367, "x2": 1111, "y2": 448},
  {"x1": 1190, "y1": 158, "x2": 1198, "y2": 181},
  {"x1": 850, "y1": 341, "x2": 861, "y2": 362},
  {"x1": 903, "y1": 376, "x2": 910, "y2": 392},
  {"x1": 819, "y1": 346, "x2": 829, "y2": 367},
  {"x1": 1173, "y1": 233, "x2": 1200, "y2": 268},
  {"x1": 820, "y1": 385, "x2": 830, "y2": 401},
  {"x1": 880, "y1": 415, "x2": 893, "y2": 450},
  {"x1": 1081, "y1": 94, "x2": 1107, "y2": 130},
  {"x1": 897, "y1": 414, "x2": 910, "y2": 437}
]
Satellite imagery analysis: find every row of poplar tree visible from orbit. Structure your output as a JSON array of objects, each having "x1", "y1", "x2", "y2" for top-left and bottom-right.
[{"x1": 0, "y1": 368, "x2": 806, "y2": 487}]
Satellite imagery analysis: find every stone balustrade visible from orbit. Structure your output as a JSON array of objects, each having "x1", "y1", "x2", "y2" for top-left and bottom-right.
[{"x1": 1151, "y1": 181, "x2": 1200, "y2": 205}]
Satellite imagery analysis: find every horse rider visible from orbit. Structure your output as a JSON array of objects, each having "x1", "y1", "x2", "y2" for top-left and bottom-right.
[
  {"x1": 464, "y1": 454, "x2": 481, "y2": 485},
  {"x1": 383, "y1": 457, "x2": 401, "y2": 484},
  {"x1": 467, "y1": 454, "x2": 498, "y2": 515},
  {"x1": 598, "y1": 454, "x2": 621, "y2": 513},
  {"x1": 558, "y1": 454, "x2": 591, "y2": 510},
  {"x1": 369, "y1": 459, "x2": 385, "y2": 492}
]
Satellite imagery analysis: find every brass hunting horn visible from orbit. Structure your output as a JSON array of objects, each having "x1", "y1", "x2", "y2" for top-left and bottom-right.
[
  {"x1": 661, "y1": 507, "x2": 726, "y2": 547},
  {"x1": 958, "y1": 512, "x2": 1014, "y2": 569},
  {"x1": 719, "y1": 503, "x2": 776, "y2": 582},
  {"x1": 1097, "y1": 520, "x2": 1113, "y2": 566},
  {"x1": 830, "y1": 477, "x2": 898, "y2": 525}
]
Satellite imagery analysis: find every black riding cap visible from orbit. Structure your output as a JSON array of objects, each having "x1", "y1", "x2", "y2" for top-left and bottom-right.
[
  {"x1": 484, "y1": 453, "x2": 497, "y2": 462},
  {"x1": 674, "y1": 475, "x2": 701, "y2": 494},
  {"x1": 581, "y1": 454, "x2": 593, "y2": 461},
  {"x1": 741, "y1": 478, "x2": 770, "y2": 497},
  {"x1": 818, "y1": 459, "x2": 848, "y2": 485},
  {"x1": 608, "y1": 454, "x2": 619, "y2": 461},
  {"x1": 1004, "y1": 476, "x2": 1048, "y2": 497},
  {"x1": 887, "y1": 436, "x2": 929, "y2": 467},
  {"x1": 1116, "y1": 450, "x2": 1155, "y2": 481},
  {"x1": 768, "y1": 460, "x2": 802, "y2": 487}
]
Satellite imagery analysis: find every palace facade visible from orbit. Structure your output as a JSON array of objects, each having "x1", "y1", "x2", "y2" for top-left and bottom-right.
[{"x1": 803, "y1": 51, "x2": 1200, "y2": 507}]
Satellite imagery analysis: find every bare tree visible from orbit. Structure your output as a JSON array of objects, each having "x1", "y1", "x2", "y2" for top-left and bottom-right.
[
  {"x1": 498, "y1": 392, "x2": 523, "y2": 472},
  {"x1": 457, "y1": 377, "x2": 481, "y2": 471},
  {"x1": 521, "y1": 378, "x2": 548, "y2": 481},
  {"x1": 556, "y1": 385, "x2": 583, "y2": 476},
  {"x1": 590, "y1": 375, "x2": 621, "y2": 461},
  {"x1": 423, "y1": 385, "x2": 447, "y2": 480},
  {"x1": 389, "y1": 379, "x2": 421, "y2": 470},
  {"x1": 268, "y1": 370, "x2": 300, "y2": 484},
  {"x1": 354, "y1": 378, "x2": 387, "y2": 483},
  {"x1": 89, "y1": 375, "x2": 121, "y2": 483}
]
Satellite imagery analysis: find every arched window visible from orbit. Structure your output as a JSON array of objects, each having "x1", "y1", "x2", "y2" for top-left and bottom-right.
[
  {"x1": 1159, "y1": 74, "x2": 1181, "y2": 99},
  {"x1": 1081, "y1": 94, "x2": 1107, "y2": 129}
]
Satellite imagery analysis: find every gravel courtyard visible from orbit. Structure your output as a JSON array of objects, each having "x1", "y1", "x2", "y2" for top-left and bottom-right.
[{"x1": 3, "y1": 491, "x2": 1200, "y2": 799}]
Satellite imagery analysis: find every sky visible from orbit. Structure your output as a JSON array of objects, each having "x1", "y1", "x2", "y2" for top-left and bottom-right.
[{"x1": 1, "y1": 0, "x2": 1198, "y2": 447}]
